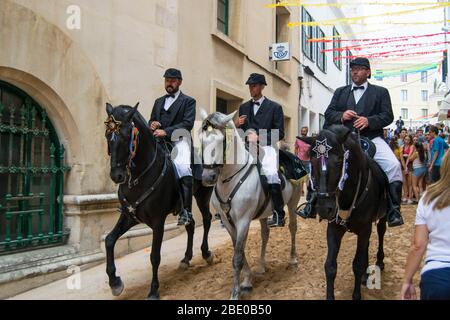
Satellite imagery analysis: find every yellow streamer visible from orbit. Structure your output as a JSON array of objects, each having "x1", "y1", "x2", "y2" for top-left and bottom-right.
[
  {"x1": 287, "y1": 3, "x2": 450, "y2": 27},
  {"x1": 266, "y1": 1, "x2": 450, "y2": 8}
]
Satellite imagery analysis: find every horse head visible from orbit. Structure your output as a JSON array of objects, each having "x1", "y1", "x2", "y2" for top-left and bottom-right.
[
  {"x1": 298, "y1": 125, "x2": 353, "y2": 221},
  {"x1": 104, "y1": 102, "x2": 140, "y2": 184},
  {"x1": 199, "y1": 110, "x2": 237, "y2": 186}
]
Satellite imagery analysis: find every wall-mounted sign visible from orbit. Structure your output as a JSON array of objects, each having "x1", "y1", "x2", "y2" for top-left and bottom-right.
[{"x1": 271, "y1": 42, "x2": 290, "y2": 61}]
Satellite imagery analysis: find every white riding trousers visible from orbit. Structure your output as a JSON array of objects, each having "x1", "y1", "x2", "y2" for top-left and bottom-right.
[
  {"x1": 372, "y1": 137, "x2": 403, "y2": 184},
  {"x1": 172, "y1": 139, "x2": 192, "y2": 178},
  {"x1": 261, "y1": 145, "x2": 281, "y2": 184}
]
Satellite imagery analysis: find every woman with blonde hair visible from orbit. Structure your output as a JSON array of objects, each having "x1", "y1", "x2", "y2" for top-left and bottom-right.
[{"x1": 401, "y1": 151, "x2": 450, "y2": 300}]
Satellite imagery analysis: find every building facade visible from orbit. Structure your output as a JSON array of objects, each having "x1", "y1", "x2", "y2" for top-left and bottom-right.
[
  {"x1": 371, "y1": 62, "x2": 439, "y2": 129},
  {"x1": 0, "y1": 0, "x2": 301, "y2": 297},
  {"x1": 298, "y1": 4, "x2": 365, "y2": 134}
]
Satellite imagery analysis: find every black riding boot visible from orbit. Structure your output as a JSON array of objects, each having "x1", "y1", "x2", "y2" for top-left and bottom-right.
[
  {"x1": 296, "y1": 187, "x2": 317, "y2": 219},
  {"x1": 178, "y1": 176, "x2": 194, "y2": 226},
  {"x1": 267, "y1": 184, "x2": 286, "y2": 228},
  {"x1": 387, "y1": 181, "x2": 404, "y2": 227}
]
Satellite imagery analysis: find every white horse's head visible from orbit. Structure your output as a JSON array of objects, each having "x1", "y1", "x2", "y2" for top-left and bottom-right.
[{"x1": 200, "y1": 110, "x2": 237, "y2": 186}]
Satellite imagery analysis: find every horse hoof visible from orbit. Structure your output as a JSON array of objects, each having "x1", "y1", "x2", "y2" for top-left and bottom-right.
[
  {"x1": 256, "y1": 268, "x2": 265, "y2": 275},
  {"x1": 111, "y1": 279, "x2": 124, "y2": 297},
  {"x1": 240, "y1": 286, "x2": 253, "y2": 296},
  {"x1": 204, "y1": 252, "x2": 214, "y2": 265},
  {"x1": 147, "y1": 294, "x2": 160, "y2": 301},
  {"x1": 288, "y1": 260, "x2": 298, "y2": 268},
  {"x1": 179, "y1": 261, "x2": 190, "y2": 271}
]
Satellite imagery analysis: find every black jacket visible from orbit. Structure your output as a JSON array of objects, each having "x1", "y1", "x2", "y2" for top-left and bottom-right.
[
  {"x1": 238, "y1": 98, "x2": 285, "y2": 146},
  {"x1": 324, "y1": 83, "x2": 394, "y2": 140},
  {"x1": 149, "y1": 92, "x2": 196, "y2": 142}
]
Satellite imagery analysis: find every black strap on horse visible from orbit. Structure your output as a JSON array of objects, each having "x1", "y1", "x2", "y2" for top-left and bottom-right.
[
  {"x1": 214, "y1": 162, "x2": 271, "y2": 228},
  {"x1": 127, "y1": 132, "x2": 160, "y2": 189},
  {"x1": 121, "y1": 154, "x2": 170, "y2": 223}
]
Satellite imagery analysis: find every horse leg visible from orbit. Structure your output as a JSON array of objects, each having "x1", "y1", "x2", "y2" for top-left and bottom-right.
[
  {"x1": 376, "y1": 217, "x2": 387, "y2": 271},
  {"x1": 195, "y1": 185, "x2": 214, "y2": 264},
  {"x1": 147, "y1": 223, "x2": 165, "y2": 300},
  {"x1": 240, "y1": 252, "x2": 253, "y2": 296},
  {"x1": 352, "y1": 226, "x2": 371, "y2": 300},
  {"x1": 324, "y1": 223, "x2": 346, "y2": 300},
  {"x1": 258, "y1": 218, "x2": 270, "y2": 274},
  {"x1": 288, "y1": 195, "x2": 300, "y2": 267},
  {"x1": 105, "y1": 213, "x2": 138, "y2": 297},
  {"x1": 179, "y1": 218, "x2": 195, "y2": 271},
  {"x1": 230, "y1": 220, "x2": 251, "y2": 300}
]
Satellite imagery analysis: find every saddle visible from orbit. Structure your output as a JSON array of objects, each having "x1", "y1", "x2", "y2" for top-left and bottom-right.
[{"x1": 359, "y1": 136, "x2": 376, "y2": 159}]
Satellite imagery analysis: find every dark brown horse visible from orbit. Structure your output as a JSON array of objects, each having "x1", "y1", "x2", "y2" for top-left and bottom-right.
[
  {"x1": 299, "y1": 125, "x2": 388, "y2": 300},
  {"x1": 104, "y1": 103, "x2": 213, "y2": 299}
]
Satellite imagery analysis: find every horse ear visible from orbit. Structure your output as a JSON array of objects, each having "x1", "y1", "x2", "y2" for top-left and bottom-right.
[
  {"x1": 333, "y1": 126, "x2": 351, "y2": 144},
  {"x1": 126, "y1": 102, "x2": 139, "y2": 122},
  {"x1": 297, "y1": 136, "x2": 316, "y2": 146},
  {"x1": 222, "y1": 111, "x2": 237, "y2": 126},
  {"x1": 106, "y1": 103, "x2": 113, "y2": 115},
  {"x1": 199, "y1": 108, "x2": 208, "y2": 121}
]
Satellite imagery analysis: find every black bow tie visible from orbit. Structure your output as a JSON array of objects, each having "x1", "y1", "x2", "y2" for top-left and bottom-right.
[
  {"x1": 353, "y1": 86, "x2": 365, "y2": 91},
  {"x1": 253, "y1": 101, "x2": 261, "y2": 106},
  {"x1": 165, "y1": 94, "x2": 175, "y2": 99}
]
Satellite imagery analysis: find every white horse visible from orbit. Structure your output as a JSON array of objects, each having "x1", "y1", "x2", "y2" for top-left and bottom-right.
[{"x1": 200, "y1": 111, "x2": 302, "y2": 300}]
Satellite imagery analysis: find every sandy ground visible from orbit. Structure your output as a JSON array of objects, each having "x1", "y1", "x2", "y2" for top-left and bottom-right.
[{"x1": 11, "y1": 205, "x2": 419, "y2": 300}]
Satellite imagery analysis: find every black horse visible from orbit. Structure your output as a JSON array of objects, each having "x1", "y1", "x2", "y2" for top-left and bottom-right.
[
  {"x1": 299, "y1": 125, "x2": 387, "y2": 300},
  {"x1": 104, "y1": 103, "x2": 214, "y2": 300}
]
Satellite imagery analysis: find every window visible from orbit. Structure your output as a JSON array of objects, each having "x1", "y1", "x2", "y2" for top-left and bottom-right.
[
  {"x1": 421, "y1": 90, "x2": 428, "y2": 102},
  {"x1": 332, "y1": 27, "x2": 341, "y2": 70},
  {"x1": 401, "y1": 90, "x2": 408, "y2": 101},
  {"x1": 316, "y1": 28, "x2": 326, "y2": 73},
  {"x1": 400, "y1": 74, "x2": 408, "y2": 82},
  {"x1": 346, "y1": 50, "x2": 353, "y2": 85},
  {"x1": 217, "y1": 0, "x2": 229, "y2": 35},
  {"x1": 302, "y1": 8, "x2": 315, "y2": 61},
  {"x1": 216, "y1": 97, "x2": 228, "y2": 114},
  {"x1": 401, "y1": 108, "x2": 409, "y2": 119},
  {"x1": 421, "y1": 71, "x2": 427, "y2": 83},
  {"x1": 421, "y1": 109, "x2": 428, "y2": 118}
]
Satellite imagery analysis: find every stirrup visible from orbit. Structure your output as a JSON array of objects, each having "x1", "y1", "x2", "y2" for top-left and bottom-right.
[
  {"x1": 267, "y1": 212, "x2": 285, "y2": 228},
  {"x1": 296, "y1": 202, "x2": 316, "y2": 219},
  {"x1": 177, "y1": 210, "x2": 193, "y2": 226}
]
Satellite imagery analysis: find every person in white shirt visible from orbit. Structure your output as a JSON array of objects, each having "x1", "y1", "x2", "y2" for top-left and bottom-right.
[{"x1": 401, "y1": 151, "x2": 450, "y2": 300}]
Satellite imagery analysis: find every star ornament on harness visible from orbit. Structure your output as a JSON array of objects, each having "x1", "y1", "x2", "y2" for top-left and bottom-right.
[
  {"x1": 313, "y1": 139, "x2": 333, "y2": 158},
  {"x1": 104, "y1": 115, "x2": 122, "y2": 134}
]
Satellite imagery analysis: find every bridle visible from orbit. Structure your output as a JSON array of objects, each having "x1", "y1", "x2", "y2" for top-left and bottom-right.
[
  {"x1": 310, "y1": 136, "x2": 370, "y2": 226},
  {"x1": 105, "y1": 112, "x2": 169, "y2": 223},
  {"x1": 201, "y1": 120, "x2": 251, "y2": 183},
  {"x1": 105, "y1": 115, "x2": 158, "y2": 189}
]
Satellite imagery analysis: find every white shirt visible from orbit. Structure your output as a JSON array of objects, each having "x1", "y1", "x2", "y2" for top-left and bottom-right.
[
  {"x1": 252, "y1": 96, "x2": 265, "y2": 115},
  {"x1": 351, "y1": 81, "x2": 368, "y2": 104},
  {"x1": 163, "y1": 90, "x2": 181, "y2": 111},
  {"x1": 415, "y1": 196, "x2": 450, "y2": 275}
]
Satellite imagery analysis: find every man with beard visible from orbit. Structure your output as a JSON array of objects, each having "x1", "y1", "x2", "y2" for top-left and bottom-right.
[{"x1": 149, "y1": 68, "x2": 196, "y2": 226}]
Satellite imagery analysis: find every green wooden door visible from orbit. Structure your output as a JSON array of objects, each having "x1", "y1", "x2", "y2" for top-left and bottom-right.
[{"x1": 0, "y1": 81, "x2": 70, "y2": 254}]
